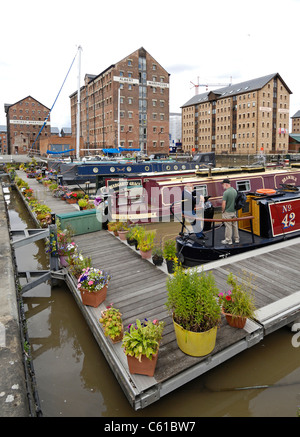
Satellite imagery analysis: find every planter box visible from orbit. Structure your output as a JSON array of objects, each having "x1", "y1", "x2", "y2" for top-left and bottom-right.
[{"x1": 57, "y1": 210, "x2": 102, "y2": 236}]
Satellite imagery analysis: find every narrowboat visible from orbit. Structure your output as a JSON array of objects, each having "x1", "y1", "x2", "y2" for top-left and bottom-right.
[
  {"x1": 176, "y1": 184, "x2": 300, "y2": 267},
  {"x1": 48, "y1": 152, "x2": 216, "y2": 184},
  {"x1": 100, "y1": 166, "x2": 300, "y2": 222}
]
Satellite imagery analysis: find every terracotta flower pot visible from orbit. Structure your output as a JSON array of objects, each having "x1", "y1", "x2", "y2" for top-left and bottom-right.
[
  {"x1": 80, "y1": 285, "x2": 108, "y2": 308},
  {"x1": 140, "y1": 249, "x2": 152, "y2": 259},
  {"x1": 126, "y1": 352, "x2": 158, "y2": 377},
  {"x1": 66, "y1": 198, "x2": 77, "y2": 204},
  {"x1": 223, "y1": 311, "x2": 247, "y2": 329},
  {"x1": 118, "y1": 230, "x2": 128, "y2": 241}
]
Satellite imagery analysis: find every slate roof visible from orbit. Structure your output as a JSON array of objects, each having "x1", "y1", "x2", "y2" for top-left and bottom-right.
[
  {"x1": 292, "y1": 110, "x2": 300, "y2": 119},
  {"x1": 182, "y1": 73, "x2": 292, "y2": 108}
]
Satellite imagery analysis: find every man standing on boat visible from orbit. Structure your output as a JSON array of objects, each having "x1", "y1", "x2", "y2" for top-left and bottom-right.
[
  {"x1": 182, "y1": 183, "x2": 206, "y2": 240},
  {"x1": 221, "y1": 178, "x2": 239, "y2": 245}
]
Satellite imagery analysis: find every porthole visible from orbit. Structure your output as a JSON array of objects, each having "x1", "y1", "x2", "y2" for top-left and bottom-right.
[
  {"x1": 145, "y1": 165, "x2": 150, "y2": 171},
  {"x1": 174, "y1": 165, "x2": 178, "y2": 170},
  {"x1": 93, "y1": 167, "x2": 99, "y2": 173},
  {"x1": 166, "y1": 165, "x2": 171, "y2": 170},
  {"x1": 126, "y1": 166, "x2": 132, "y2": 172},
  {"x1": 110, "y1": 167, "x2": 115, "y2": 172},
  {"x1": 182, "y1": 165, "x2": 186, "y2": 169}
]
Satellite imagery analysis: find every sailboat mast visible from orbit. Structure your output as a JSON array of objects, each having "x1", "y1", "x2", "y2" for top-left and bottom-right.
[{"x1": 76, "y1": 45, "x2": 82, "y2": 159}]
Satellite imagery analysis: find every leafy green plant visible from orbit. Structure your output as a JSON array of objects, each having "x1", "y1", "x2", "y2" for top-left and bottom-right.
[
  {"x1": 163, "y1": 239, "x2": 177, "y2": 260},
  {"x1": 166, "y1": 264, "x2": 221, "y2": 332},
  {"x1": 219, "y1": 271, "x2": 256, "y2": 318},
  {"x1": 137, "y1": 230, "x2": 156, "y2": 252},
  {"x1": 78, "y1": 198, "x2": 88, "y2": 208},
  {"x1": 122, "y1": 319, "x2": 165, "y2": 361},
  {"x1": 99, "y1": 305, "x2": 123, "y2": 341}
]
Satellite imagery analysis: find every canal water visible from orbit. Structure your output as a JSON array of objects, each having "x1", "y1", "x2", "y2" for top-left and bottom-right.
[{"x1": 5, "y1": 186, "x2": 300, "y2": 417}]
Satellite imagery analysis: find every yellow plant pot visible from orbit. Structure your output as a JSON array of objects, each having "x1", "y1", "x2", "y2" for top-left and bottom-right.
[{"x1": 173, "y1": 319, "x2": 217, "y2": 357}]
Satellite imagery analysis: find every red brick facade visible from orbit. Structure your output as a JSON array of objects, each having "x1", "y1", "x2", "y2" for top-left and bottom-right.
[
  {"x1": 5, "y1": 96, "x2": 50, "y2": 155},
  {"x1": 70, "y1": 47, "x2": 170, "y2": 156}
]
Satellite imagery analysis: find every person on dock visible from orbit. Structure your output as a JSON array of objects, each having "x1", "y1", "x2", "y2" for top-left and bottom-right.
[
  {"x1": 221, "y1": 178, "x2": 239, "y2": 245},
  {"x1": 182, "y1": 182, "x2": 207, "y2": 240}
]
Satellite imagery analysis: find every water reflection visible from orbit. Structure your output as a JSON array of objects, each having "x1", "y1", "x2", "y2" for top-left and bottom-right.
[{"x1": 6, "y1": 186, "x2": 300, "y2": 417}]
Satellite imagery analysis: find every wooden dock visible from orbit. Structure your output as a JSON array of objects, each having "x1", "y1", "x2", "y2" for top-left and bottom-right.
[{"x1": 14, "y1": 171, "x2": 300, "y2": 410}]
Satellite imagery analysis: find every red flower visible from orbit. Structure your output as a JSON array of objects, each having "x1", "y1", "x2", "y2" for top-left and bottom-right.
[{"x1": 226, "y1": 295, "x2": 231, "y2": 301}]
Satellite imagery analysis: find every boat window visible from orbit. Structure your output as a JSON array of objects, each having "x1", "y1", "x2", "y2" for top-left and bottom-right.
[{"x1": 236, "y1": 180, "x2": 250, "y2": 192}]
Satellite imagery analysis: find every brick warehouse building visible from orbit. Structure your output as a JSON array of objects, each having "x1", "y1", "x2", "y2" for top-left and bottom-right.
[
  {"x1": 181, "y1": 73, "x2": 291, "y2": 155},
  {"x1": 70, "y1": 47, "x2": 170, "y2": 156},
  {"x1": 4, "y1": 96, "x2": 50, "y2": 155}
]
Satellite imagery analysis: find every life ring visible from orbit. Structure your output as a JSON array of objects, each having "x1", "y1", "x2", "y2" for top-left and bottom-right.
[{"x1": 256, "y1": 188, "x2": 276, "y2": 195}]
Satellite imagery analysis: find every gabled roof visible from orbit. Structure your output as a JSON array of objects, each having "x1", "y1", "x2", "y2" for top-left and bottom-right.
[
  {"x1": 4, "y1": 95, "x2": 50, "y2": 112},
  {"x1": 292, "y1": 110, "x2": 300, "y2": 119},
  {"x1": 182, "y1": 73, "x2": 292, "y2": 108}
]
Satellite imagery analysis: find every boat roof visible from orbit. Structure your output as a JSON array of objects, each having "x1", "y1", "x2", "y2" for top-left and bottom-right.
[{"x1": 154, "y1": 167, "x2": 299, "y2": 186}]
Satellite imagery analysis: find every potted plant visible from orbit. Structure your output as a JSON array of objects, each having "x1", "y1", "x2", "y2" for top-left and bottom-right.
[
  {"x1": 137, "y1": 231, "x2": 156, "y2": 259},
  {"x1": 219, "y1": 272, "x2": 257, "y2": 329},
  {"x1": 163, "y1": 239, "x2": 177, "y2": 273},
  {"x1": 122, "y1": 319, "x2": 165, "y2": 376},
  {"x1": 99, "y1": 304, "x2": 124, "y2": 343},
  {"x1": 78, "y1": 198, "x2": 89, "y2": 210},
  {"x1": 117, "y1": 221, "x2": 131, "y2": 241},
  {"x1": 166, "y1": 264, "x2": 221, "y2": 357},
  {"x1": 126, "y1": 225, "x2": 143, "y2": 247},
  {"x1": 77, "y1": 267, "x2": 111, "y2": 308},
  {"x1": 152, "y1": 245, "x2": 164, "y2": 266},
  {"x1": 57, "y1": 230, "x2": 76, "y2": 266},
  {"x1": 68, "y1": 252, "x2": 92, "y2": 279},
  {"x1": 65, "y1": 191, "x2": 78, "y2": 204}
]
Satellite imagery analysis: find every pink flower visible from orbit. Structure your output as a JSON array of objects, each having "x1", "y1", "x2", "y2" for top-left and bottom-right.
[
  {"x1": 218, "y1": 292, "x2": 224, "y2": 297},
  {"x1": 77, "y1": 283, "x2": 81, "y2": 288},
  {"x1": 88, "y1": 280, "x2": 94, "y2": 285}
]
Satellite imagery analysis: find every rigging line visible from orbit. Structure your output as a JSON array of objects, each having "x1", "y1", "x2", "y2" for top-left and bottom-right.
[{"x1": 29, "y1": 49, "x2": 79, "y2": 153}]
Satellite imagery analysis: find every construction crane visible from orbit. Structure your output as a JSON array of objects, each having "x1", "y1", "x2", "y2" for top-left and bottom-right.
[{"x1": 190, "y1": 76, "x2": 232, "y2": 95}]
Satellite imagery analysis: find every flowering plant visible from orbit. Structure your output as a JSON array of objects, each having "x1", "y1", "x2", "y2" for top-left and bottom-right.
[
  {"x1": 219, "y1": 272, "x2": 256, "y2": 318},
  {"x1": 77, "y1": 267, "x2": 111, "y2": 293},
  {"x1": 65, "y1": 191, "x2": 78, "y2": 199},
  {"x1": 99, "y1": 304, "x2": 123, "y2": 341},
  {"x1": 94, "y1": 196, "x2": 103, "y2": 207},
  {"x1": 68, "y1": 252, "x2": 92, "y2": 278},
  {"x1": 122, "y1": 319, "x2": 164, "y2": 361},
  {"x1": 45, "y1": 233, "x2": 58, "y2": 256},
  {"x1": 58, "y1": 241, "x2": 77, "y2": 256}
]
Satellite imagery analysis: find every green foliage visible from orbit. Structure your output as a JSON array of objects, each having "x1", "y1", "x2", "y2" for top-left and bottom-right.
[
  {"x1": 122, "y1": 319, "x2": 165, "y2": 361},
  {"x1": 127, "y1": 225, "x2": 145, "y2": 241},
  {"x1": 166, "y1": 264, "x2": 221, "y2": 332},
  {"x1": 78, "y1": 198, "x2": 88, "y2": 207},
  {"x1": 219, "y1": 271, "x2": 256, "y2": 318},
  {"x1": 137, "y1": 230, "x2": 156, "y2": 252},
  {"x1": 99, "y1": 305, "x2": 123, "y2": 340},
  {"x1": 163, "y1": 239, "x2": 177, "y2": 260}
]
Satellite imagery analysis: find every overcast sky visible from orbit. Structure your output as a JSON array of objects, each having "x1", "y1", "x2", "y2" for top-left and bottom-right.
[{"x1": 1, "y1": 0, "x2": 300, "y2": 130}]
